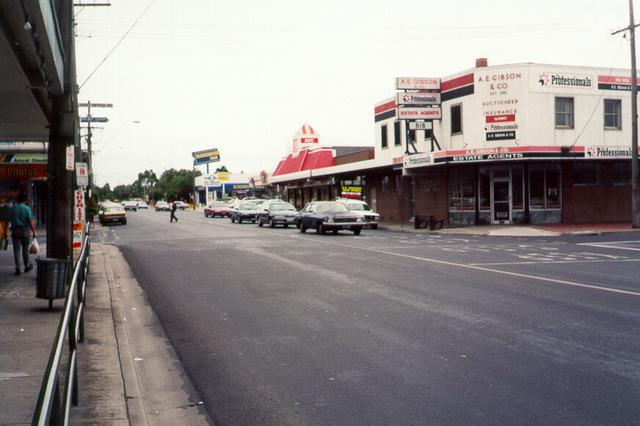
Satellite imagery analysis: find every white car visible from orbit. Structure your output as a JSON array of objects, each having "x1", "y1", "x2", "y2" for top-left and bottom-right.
[
  {"x1": 137, "y1": 201, "x2": 148, "y2": 209},
  {"x1": 336, "y1": 198, "x2": 380, "y2": 229}
]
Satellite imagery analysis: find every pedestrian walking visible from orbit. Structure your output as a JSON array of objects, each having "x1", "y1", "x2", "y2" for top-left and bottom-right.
[
  {"x1": 0, "y1": 198, "x2": 11, "y2": 250},
  {"x1": 10, "y1": 192, "x2": 37, "y2": 276},
  {"x1": 170, "y1": 201, "x2": 178, "y2": 223}
]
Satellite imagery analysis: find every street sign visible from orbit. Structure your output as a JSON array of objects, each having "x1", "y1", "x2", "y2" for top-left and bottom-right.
[
  {"x1": 396, "y1": 77, "x2": 441, "y2": 91},
  {"x1": 397, "y1": 92, "x2": 441, "y2": 106},
  {"x1": 396, "y1": 107, "x2": 442, "y2": 120},
  {"x1": 73, "y1": 223, "x2": 83, "y2": 252},
  {"x1": 66, "y1": 145, "x2": 74, "y2": 171},
  {"x1": 409, "y1": 121, "x2": 433, "y2": 130},
  {"x1": 79, "y1": 103, "x2": 113, "y2": 108},
  {"x1": 76, "y1": 162, "x2": 89, "y2": 186},
  {"x1": 80, "y1": 116, "x2": 109, "y2": 123}
]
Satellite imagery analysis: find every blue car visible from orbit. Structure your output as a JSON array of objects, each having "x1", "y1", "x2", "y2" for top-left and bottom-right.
[{"x1": 297, "y1": 201, "x2": 364, "y2": 235}]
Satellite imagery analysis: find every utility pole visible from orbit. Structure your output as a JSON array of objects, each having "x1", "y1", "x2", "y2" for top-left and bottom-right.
[
  {"x1": 613, "y1": 0, "x2": 640, "y2": 227},
  {"x1": 79, "y1": 101, "x2": 112, "y2": 193},
  {"x1": 47, "y1": 0, "x2": 77, "y2": 259}
]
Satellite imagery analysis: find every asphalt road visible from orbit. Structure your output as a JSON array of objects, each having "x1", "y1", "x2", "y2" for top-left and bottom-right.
[{"x1": 95, "y1": 208, "x2": 640, "y2": 425}]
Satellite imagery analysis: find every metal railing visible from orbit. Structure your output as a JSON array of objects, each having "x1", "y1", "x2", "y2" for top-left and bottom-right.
[{"x1": 32, "y1": 226, "x2": 91, "y2": 425}]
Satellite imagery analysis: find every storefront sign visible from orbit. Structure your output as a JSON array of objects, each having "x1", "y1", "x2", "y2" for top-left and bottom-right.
[
  {"x1": 341, "y1": 185, "x2": 362, "y2": 199},
  {"x1": 192, "y1": 148, "x2": 220, "y2": 165},
  {"x1": 396, "y1": 92, "x2": 441, "y2": 106},
  {"x1": 585, "y1": 146, "x2": 633, "y2": 158},
  {"x1": 217, "y1": 171, "x2": 230, "y2": 181},
  {"x1": 396, "y1": 107, "x2": 441, "y2": 120},
  {"x1": 0, "y1": 164, "x2": 47, "y2": 180},
  {"x1": 396, "y1": 77, "x2": 441, "y2": 91},
  {"x1": 0, "y1": 153, "x2": 47, "y2": 163},
  {"x1": 74, "y1": 190, "x2": 85, "y2": 224},
  {"x1": 537, "y1": 72, "x2": 593, "y2": 89},
  {"x1": 409, "y1": 121, "x2": 433, "y2": 130},
  {"x1": 486, "y1": 131, "x2": 516, "y2": 141},
  {"x1": 403, "y1": 152, "x2": 433, "y2": 169},
  {"x1": 597, "y1": 75, "x2": 640, "y2": 91}
]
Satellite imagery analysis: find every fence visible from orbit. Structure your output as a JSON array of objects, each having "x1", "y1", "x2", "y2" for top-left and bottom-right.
[{"x1": 31, "y1": 227, "x2": 91, "y2": 425}]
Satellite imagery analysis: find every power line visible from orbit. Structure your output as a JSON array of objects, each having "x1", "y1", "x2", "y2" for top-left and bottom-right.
[{"x1": 79, "y1": 0, "x2": 158, "y2": 89}]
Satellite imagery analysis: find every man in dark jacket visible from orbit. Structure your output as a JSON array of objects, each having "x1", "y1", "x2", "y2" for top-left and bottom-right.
[{"x1": 170, "y1": 201, "x2": 178, "y2": 223}]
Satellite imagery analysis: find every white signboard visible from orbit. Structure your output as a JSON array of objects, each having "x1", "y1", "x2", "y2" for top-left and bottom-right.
[
  {"x1": 396, "y1": 107, "x2": 442, "y2": 120},
  {"x1": 396, "y1": 77, "x2": 441, "y2": 91},
  {"x1": 76, "y1": 162, "x2": 88, "y2": 186},
  {"x1": 66, "y1": 145, "x2": 74, "y2": 171},
  {"x1": 397, "y1": 92, "x2": 441, "y2": 106},
  {"x1": 403, "y1": 152, "x2": 433, "y2": 169},
  {"x1": 585, "y1": 146, "x2": 633, "y2": 158},
  {"x1": 409, "y1": 121, "x2": 433, "y2": 130},
  {"x1": 73, "y1": 190, "x2": 85, "y2": 224}
]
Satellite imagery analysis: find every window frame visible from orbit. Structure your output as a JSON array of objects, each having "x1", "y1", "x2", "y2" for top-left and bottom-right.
[
  {"x1": 555, "y1": 97, "x2": 574, "y2": 129},
  {"x1": 528, "y1": 165, "x2": 562, "y2": 211},
  {"x1": 450, "y1": 103, "x2": 463, "y2": 135},
  {"x1": 394, "y1": 121, "x2": 402, "y2": 146},
  {"x1": 603, "y1": 99, "x2": 622, "y2": 130},
  {"x1": 381, "y1": 124, "x2": 388, "y2": 149}
]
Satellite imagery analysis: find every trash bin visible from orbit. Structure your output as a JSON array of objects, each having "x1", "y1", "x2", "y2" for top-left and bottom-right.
[{"x1": 36, "y1": 258, "x2": 69, "y2": 310}]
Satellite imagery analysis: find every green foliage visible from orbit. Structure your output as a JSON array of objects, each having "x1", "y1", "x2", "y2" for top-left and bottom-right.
[
  {"x1": 215, "y1": 165, "x2": 229, "y2": 173},
  {"x1": 97, "y1": 168, "x2": 196, "y2": 203}
]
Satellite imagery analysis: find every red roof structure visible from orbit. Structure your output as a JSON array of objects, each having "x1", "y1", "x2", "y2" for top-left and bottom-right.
[{"x1": 273, "y1": 147, "x2": 335, "y2": 176}]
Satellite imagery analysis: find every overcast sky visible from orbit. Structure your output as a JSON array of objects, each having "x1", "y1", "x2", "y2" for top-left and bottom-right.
[{"x1": 75, "y1": 0, "x2": 631, "y2": 186}]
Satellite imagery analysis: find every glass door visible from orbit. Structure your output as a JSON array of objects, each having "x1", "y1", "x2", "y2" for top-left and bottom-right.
[{"x1": 492, "y1": 178, "x2": 511, "y2": 223}]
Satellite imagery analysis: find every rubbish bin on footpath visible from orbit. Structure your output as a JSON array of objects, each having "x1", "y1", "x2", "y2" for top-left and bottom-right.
[{"x1": 36, "y1": 258, "x2": 69, "y2": 310}]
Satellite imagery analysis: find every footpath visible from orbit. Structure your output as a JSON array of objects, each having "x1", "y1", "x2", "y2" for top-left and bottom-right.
[
  {"x1": 0, "y1": 231, "x2": 211, "y2": 425},
  {"x1": 0, "y1": 221, "x2": 637, "y2": 424}
]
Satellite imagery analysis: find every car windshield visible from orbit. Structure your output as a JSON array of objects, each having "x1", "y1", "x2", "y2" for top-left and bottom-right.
[
  {"x1": 239, "y1": 201, "x2": 259, "y2": 209},
  {"x1": 210, "y1": 202, "x2": 227, "y2": 207},
  {"x1": 315, "y1": 203, "x2": 348, "y2": 213},
  {"x1": 348, "y1": 203, "x2": 370, "y2": 211},
  {"x1": 106, "y1": 206, "x2": 123, "y2": 212},
  {"x1": 271, "y1": 203, "x2": 296, "y2": 211}
]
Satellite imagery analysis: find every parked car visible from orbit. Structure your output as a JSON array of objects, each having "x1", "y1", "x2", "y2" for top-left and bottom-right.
[
  {"x1": 204, "y1": 201, "x2": 231, "y2": 218},
  {"x1": 155, "y1": 201, "x2": 170, "y2": 211},
  {"x1": 123, "y1": 201, "x2": 138, "y2": 211},
  {"x1": 174, "y1": 201, "x2": 189, "y2": 210},
  {"x1": 297, "y1": 201, "x2": 364, "y2": 235},
  {"x1": 230, "y1": 200, "x2": 262, "y2": 223},
  {"x1": 336, "y1": 198, "x2": 380, "y2": 229},
  {"x1": 137, "y1": 201, "x2": 148, "y2": 209},
  {"x1": 99, "y1": 203, "x2": 127, "y2": 225},
  {"x1": 257, "y1": 200, "x2": 298, "y2": 227}
]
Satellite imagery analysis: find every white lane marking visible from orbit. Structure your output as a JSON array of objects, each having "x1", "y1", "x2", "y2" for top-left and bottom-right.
[
  {"x1": 324, "y1": 242, "x2": 640, "y2": 298},
  {"x1": 471, "y1": 258, "x2": 640, "y2": 266},
  {"x1": 577, "y1": 241, "x2": 640, "y2": 252}
]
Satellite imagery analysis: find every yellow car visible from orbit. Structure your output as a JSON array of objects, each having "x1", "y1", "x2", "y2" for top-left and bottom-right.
[{"x1": 99, "y1": 203, "x2": 127, "y2": 225}]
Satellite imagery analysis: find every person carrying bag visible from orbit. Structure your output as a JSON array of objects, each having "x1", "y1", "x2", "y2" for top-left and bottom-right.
[{"x1": 10, "y1": 192, "x2": 38, "y2": 276}]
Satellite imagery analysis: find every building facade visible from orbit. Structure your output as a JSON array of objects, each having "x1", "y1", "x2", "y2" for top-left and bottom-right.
[{"x1": 271, "y1": 60, "x2": 637, "y2": 226}]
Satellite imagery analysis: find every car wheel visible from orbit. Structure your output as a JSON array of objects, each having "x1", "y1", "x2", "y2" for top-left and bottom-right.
[
  {"x1": 316, "y1": 222, "x2": 325, "y2": 235},
  {"x1": 352, "y1": 227, "x2": 362, "y2": 236},
  {"x1": 269, "y1": 218, "x2": 275, "y2": 228},
  {"x1": 251, "y1": 220, "x2": 255, "y2": 224},
  {"x1": 122, "y1": 219, "x2": 127, "y2": 225},
  {"x1": 300, "y1": 222, "x2": 307, "y2": 233},
  {"x1": 231, "y1": 216, "x2": 235, "y2": 223},
  {"x1": 284, "y1": 224, "x2": 288, "y2": 228},
  {"x1": 332, "y1": 229, "x2": 338, "y2": 235},
  {"x1": 371, "y1": 224, "x2": 378, "y2": 230},
  {"x1": 238, "y1": 217, "x2": 243, "y2": 224},
  {"x1": 258, "y1": 219, "x2": 263, "y2": 227}
]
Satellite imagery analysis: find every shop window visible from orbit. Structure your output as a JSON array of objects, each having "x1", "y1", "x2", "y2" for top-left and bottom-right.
[
  {"x1": 449, "y1": 171, "x2": 475, "y2": 211},
  {"x1": 573, "y1": 163, "x2": 600, "y2": 185},
  {"x1": 381, "y1": 125, "x2": 388, "y2": 149},
  {"x1": 478, "y1": 170, "x2": 490, "y2": 210},
  {"x1": 451, "y1": 104, "x2": 462, "y2": 134},
  {"x1": 529, "y1": 166, "x2": 561, "y2": 210},
  {"x1": 612, "y1": 162, "x2": 631, "y2": 185},
  {"x1": 512, "y1": 167, "x2": 524, "y2": 210},
  {"x1": 604, "y1": 99, "x2": 622, "y2": 129},
  {"x1": 381, "y1": 176, "x2": 390, "y2": 192},
  {"x1": 555, "y1": 97, "x2": 574, "y2": 128},
  {"x1": 394, "y1": 121, "x2": 402, "y2": 146}
]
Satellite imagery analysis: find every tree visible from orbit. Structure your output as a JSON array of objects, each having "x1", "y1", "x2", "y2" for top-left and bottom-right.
[{"x1": 215, "y1": 165, "x2": 229, "y2": 173}]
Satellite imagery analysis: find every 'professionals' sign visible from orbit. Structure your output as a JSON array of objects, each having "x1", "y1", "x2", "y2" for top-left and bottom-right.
[{"x1": 397, "y1": 92, "x2": 441, "y2": 106}]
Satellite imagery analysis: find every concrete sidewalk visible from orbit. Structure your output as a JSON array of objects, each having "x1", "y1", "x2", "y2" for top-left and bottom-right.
[
  {"x1": 0, "y1": 236, "x2": 211, "y2": 424},
  {"x1": 379, "y1": 221, "x2": 640, "y2": 237}
]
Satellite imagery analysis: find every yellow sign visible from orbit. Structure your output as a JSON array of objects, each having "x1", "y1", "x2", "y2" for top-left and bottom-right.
[{"x1": 217, "y1": 171, "x2": 230, "y2": 181}]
